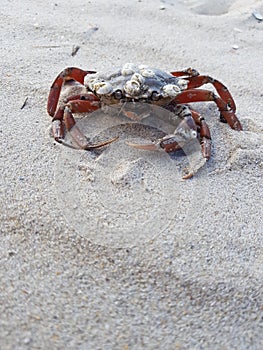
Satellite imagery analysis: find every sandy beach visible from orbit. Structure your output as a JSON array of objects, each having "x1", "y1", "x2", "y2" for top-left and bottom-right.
[{"x1": 1, "y1": 0, "x2": 263, "y2": 349}]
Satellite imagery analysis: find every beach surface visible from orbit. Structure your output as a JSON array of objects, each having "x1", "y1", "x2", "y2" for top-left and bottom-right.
[{"x1": 1, "y1": 0, "x2": 263, "y2": 349}]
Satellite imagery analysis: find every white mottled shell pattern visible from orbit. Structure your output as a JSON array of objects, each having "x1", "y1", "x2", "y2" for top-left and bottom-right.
[{"x1": 84, "y1": 63, "x2": 188, "y2": 101}]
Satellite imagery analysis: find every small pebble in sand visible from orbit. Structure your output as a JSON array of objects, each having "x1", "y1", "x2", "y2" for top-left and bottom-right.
[{"x1": 252, "y1": 10, "x2": 263, "y2": 22}]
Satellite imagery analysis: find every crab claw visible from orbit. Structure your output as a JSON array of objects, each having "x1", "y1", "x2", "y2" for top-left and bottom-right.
[{"x1": 127, "y1": 115, "x2": 198, "y2": 153}]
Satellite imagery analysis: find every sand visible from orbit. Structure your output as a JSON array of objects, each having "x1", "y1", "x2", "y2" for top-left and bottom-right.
[{"x1": 1, "y1": 0, "x2": 263, "y2": 349}]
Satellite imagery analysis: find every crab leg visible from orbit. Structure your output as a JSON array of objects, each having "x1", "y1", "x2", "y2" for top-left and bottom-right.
[
  {"x1": 185, "y1": 75, "x2": 236, "y2": 112},
  {"x1": 51, "y1": 93, "x2": 100, "y2": 141},
  {"x1": 127, "y1": 110, "x2": 212, "y2": 156},
  {"x1": 171, "y1": 68, "x2": 200, "y2": 78},
  {"x1": 47, "y1": 67, "x2": 96, "y2": 117},
  {"x1": 47, "y1": 67, "x2": 118, "y2": 149},
  {"x1": 127, "y1": 113, "x2": 197, "y2": 153},
  {"x1": 60, "y1": 106, "x2": 118, "y2": 150},
  {"x1": 191, "y1": 109, "x2": 212, "y2": 159},
  {"x1": 173, "y1": 89, "x2": 242, "y2": 131},
  {"x1": 53, "y1": 93, "x2": 100, "y2": 121}
]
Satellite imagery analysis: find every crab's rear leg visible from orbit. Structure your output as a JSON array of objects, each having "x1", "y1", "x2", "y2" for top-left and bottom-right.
[
  {"x1": 47, "y1": 67, "x2": 96, "y2": 117},
  {"x1": 171, "y1": 70, "x2": 236, "y2": 112},
  {"x1": 173, "y1": 89, "x2": 242, "y2": 130}
]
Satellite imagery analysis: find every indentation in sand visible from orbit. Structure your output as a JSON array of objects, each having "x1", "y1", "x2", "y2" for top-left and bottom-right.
[
  {"x1": 182, "y1": 0, "x2": 235, "y2": 15},
  {"x1": 111, "y1": 158, "x2": 147, "y2": 188}
]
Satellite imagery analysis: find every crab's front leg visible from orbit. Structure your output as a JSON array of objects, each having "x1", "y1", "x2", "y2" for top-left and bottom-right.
[
  {"x1": 157, "y1": 110, "x2": 211, "y2": 179},
  {"x1": 47, "y1": 67, "x2": 96, "y2": 117},
  {"x1": 127, "y1": 108, "x2": 200, "y2": 153},
  {"x1": 51, "y1": 92, "x2": 100, "y2": 141},
  {"x1": 149, "y1": 110, "x2": 211, "y2": 160},
  {"x1": 127, "y1": 107, "x2": 212, "y2": 179},
  {"x1": 48, "y1": 67, "x2": 118, "y2": 149},
  {"x1": 52, "y1": 94, "x2": 117, "y2": 150},
  {"x1": 171, "y1": 70, "x2": 237, "y2": 112}
]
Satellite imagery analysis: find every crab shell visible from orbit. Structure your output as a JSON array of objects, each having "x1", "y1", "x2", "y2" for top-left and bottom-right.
[{"x1": 84, "y1": 63, "x2": 188, "y2": 105}]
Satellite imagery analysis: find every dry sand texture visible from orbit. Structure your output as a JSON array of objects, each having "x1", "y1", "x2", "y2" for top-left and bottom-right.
[{"x1": 1, "y1": 0, "x2": 263, "y2": 349}]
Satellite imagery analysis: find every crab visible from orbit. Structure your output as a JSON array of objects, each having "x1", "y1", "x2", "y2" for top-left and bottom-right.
[{"x1": 47, "y1": 63, "x2": 242, "y2": 178}]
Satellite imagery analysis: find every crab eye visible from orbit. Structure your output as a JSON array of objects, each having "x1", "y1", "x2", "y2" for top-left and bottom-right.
[
  {"x1": 151, "y1": 91, "x2": 160, "y2": 101},
  {"x1": 114, "y1": 90, "x2": 123, "y2": 100}
]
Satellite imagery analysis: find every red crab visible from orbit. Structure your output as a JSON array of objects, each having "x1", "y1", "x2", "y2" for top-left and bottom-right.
[{"x1": 47, "y1": 63, "x2": 242, "y2": 177}]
